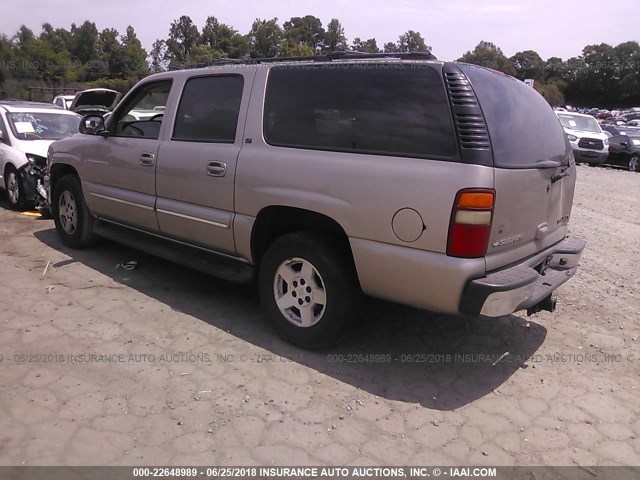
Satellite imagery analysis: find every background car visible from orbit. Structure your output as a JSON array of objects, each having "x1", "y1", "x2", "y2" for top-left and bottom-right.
[
  {"x1": 601, "y1": 116, "x2": 627, "y2": 126},
  {"x1": 52, "y1": 94, "x2": 76, "y2": 110},
  {"x1": 604, "y1": 131, "x2": 640, "y2": 172},
  {"x1": 556, "y1": 111, "x2": 609, "y2": 166},
  {"x1": 0, "y1": 100, "x2": 81, "y2": 209}
]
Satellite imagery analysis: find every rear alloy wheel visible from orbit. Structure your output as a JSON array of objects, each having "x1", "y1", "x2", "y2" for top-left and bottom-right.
[
  {"x1": 5, "y1": 167, "x2": 29, "y2": 210},
  {"x1": 52, "y1": 175, "x2": 98, "y2": 248},
  {"x1": 629, "y1": 156, "x2": 639, "y2": 172},
  {"x1": 259, "y1": 232, "x2": 362, "y2": 349},
  {"x1": 273, "y1": 257, "x2": 327, "y2": 328}
]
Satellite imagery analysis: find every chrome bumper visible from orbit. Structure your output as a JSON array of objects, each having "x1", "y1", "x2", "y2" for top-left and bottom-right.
[{"x1": 460, "y1": 236, "x2": 586, "y2": 317}]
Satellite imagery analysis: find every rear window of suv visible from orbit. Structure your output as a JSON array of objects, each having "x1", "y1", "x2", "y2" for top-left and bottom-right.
[
  {"x1": 264, "y1": 64, "x2": 458, "y2": 160},
  {"x1": 460, "y1": 64, "x2": 570, "y2": 168}
]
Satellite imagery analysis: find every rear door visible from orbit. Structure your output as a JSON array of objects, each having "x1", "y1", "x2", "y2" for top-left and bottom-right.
[
  {"x1": 155, "y1": 71, "x2": 254, "y2": 254},
  {"x1": 460, "y1": 65, "x2": 576, "y2": 271}
]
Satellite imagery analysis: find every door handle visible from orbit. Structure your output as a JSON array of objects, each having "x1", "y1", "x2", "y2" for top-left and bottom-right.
[
  {"x1": 207, "y1": 161, "x2": 227, "y2": 177},
  {"x1": 139, "y1": 153, "x2": 155, "y2": 166}
]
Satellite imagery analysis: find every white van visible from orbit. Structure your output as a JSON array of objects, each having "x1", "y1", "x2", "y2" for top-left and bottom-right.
[{"x1": 556, "y1": 111, "x2": 609, "y2": 166}]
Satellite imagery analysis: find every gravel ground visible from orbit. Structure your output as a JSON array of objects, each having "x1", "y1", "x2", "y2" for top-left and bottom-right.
[{"x1": 0, "y1": 165, "x2": 638, "y2": 466}]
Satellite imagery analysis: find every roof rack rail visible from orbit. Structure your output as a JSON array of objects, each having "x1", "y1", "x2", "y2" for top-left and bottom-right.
[{"x1": 168, "y1": 50, "x2": 437, "y2": 71}]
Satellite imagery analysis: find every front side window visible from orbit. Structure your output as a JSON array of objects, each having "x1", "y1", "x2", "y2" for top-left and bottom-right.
[
  {"x1": 113, "y1": 81, "x2": 172, "y2": 140},
  {"x1": 6, "y1": 112, "x2": 81, "y2": 141},
  {"x1": 263, "y1": 64, "x2": 457, "y2": 160},
  {"x1": 173, "y1": 75, "x2": 244, "y2": 143}
]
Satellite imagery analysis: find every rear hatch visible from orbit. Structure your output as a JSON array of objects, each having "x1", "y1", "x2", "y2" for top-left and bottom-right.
[{"x1": 459, "y1": 64, "x2": 576, "y2": 271}]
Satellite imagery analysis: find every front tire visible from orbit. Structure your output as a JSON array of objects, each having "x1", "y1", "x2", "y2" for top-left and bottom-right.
[
  {"x1": 629, "y1": 156, "x2": 639, "y2": 172},
  {"x1": 52, "y1": 175, "x2": 98, "y2": 248},
  {"x1": 5, "y1": 166, "x2": 29, "y2": 210},
  {"x1": 259, "y1": 232, "x2": 362, "y2": 349}
]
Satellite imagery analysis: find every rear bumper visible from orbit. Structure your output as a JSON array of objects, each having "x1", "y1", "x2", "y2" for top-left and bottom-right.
[{"x1": 460, "y1": 236, "x2": 586, "y2": 317}]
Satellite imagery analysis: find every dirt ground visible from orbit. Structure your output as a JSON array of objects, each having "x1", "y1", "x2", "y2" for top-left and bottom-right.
[{"x1": 0, "y1": 165, "x2": 638, "y2": 466}]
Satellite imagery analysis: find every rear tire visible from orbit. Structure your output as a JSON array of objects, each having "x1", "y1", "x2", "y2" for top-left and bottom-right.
[
  {"x1": 629, "y1": 156, "x2": 639, "y2": 172},
  {"x1": 52, "y1": 175, "x2": 98, "y2": 248},
  {"x1": 259, "y1": 232, "x2": 362, "y2": 349}
]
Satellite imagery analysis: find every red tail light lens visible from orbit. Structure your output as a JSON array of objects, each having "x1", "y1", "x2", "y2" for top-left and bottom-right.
[{"x1": 447, "y1": 188, "x2": 495, "y2": 258}]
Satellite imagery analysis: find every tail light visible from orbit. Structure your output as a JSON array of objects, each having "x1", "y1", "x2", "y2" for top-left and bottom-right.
[{"x1": 447, "y1": 188, "x2": 495, "y2": 258}]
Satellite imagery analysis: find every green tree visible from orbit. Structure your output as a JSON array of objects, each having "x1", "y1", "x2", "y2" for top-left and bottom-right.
[
  {"x1": 166, "y1": 15, "x2": 200, "y2": 66},
  {"x1": 248, "y1": 18, "x2": 282, "y2": 58},
  {"x1": 544, "y1": 56, "x2": 566, "y2": 82},
  {"x1": 563, "y1": 56, "x2": 584, "y2": 82},
  {"x1": 614, "y1": 41, "x2": 640, "y2": 106},
  {"x1": 510, "y1": 50, "x2": 544, "y2": 80},
  {"x1": 70, "y1": 21, "x2": 99, "y2": 64},
  {"x1": 571, "y1": 43, "x2": 618, "y2": 106},
  {"x1": 200, "y1": 16, "x2": 248, "y2": 58},
  {"x1": 0, "y1": 35, "x2": 16, "y2": 85},
  {"x1": 279, "y1": 40, "x2": 315, "y2": 57},
  {"x1": 282, "y1": 16, "x2": 324, "y2": 52},
  {"x1": 150, "y1": 39, "x2": 168, "y2": 72},
  {"x1": 383, "y1": 42, "x2": 399, "y2": 53},
  {"x1": 185, "y1": 44, "x2": 219, "y2": 66},
  {"x1": 12, "y1": 24, "x2": 70, "y2": 84},
  {"x1": 397, "y1": 30, "x2": 429, "y2": 53},
  {"x1": 39, "y1": 23, "x2": 69, "y2": 54},
  {"x1": 458, "y1": 41, "x2": 516, "y2": 76},
  {"x1": 351, "y1": 37, "x2": 380, "y2": 53},
  {"x1": 324, "y1": 19, "x2": 347, "y2": 52},
  {"x1": 535, "y1": 83, "x2": 564, "y2": 106},
  {"x1": 121, "y1": 26, "x2": 148, "y2": 78},
  {"x1": 98, "y1": 28, "x2": 126, "y2": 78}
]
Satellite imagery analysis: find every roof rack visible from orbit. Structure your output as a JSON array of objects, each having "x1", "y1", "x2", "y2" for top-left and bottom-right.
[{"x1": 169, "y1": 50, "x2": 437, "y2": 71}]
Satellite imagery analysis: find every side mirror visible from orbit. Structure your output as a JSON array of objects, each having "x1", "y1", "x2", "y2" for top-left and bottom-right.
[
  {"x1": 620, "y1": 141, "x2": 629, "y2": 147},
  {"x1": 79, "y1": 115, "x2": 106, "y2": 135}
]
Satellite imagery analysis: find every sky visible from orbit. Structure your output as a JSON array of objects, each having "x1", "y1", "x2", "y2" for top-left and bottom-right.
[{"x1": 1, "y1": 0, "x2": 639, "y2": 61}]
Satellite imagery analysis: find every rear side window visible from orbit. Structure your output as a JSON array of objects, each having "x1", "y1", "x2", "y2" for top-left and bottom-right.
[
  {"x1": 460, "y1": 64, "x2": 569, "y2": 168},
  {"x1": 264, "y1": 64, "x2": 457, "y2": 160},
  {"x1": 173, "y1": 75, "x2": 244, "y2": 143}
]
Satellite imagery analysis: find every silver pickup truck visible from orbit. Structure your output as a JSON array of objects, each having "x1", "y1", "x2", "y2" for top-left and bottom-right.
[{"x1": 46, "y1": 52, "x2": 585, "y2": 349}]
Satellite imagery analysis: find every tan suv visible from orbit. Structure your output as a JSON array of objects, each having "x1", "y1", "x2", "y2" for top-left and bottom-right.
[{"x1": 47, "y1": 52, "x2": 586, "y2": 348}]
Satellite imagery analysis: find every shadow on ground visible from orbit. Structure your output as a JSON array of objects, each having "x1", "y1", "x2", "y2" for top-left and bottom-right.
[{"x1": 32, "y1": 223, "x2": 546, "y2": 410}]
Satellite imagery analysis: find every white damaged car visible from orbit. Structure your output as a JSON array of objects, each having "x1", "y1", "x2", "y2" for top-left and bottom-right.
[{"x1": 0, "y1": 101, "x2": 81, "y2": 210}]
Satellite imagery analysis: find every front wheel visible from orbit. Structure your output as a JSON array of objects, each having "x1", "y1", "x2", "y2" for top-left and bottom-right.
[
  {"x1": 629, "y1": 156, "x2": 639, "y2": 172},
  {"x1": 259, "y1": 232, "x2": 362, "y2": 349},
  {"x1": 52, "y1": 175, "x2": 98, "y2": 248},
  {"x1": 5, "y1": 167, "x2": 29, "y2": 210}
]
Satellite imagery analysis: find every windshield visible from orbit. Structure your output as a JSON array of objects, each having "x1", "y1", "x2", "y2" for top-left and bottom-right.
[
  {"x1": 557, "y1": 113, "x2": 601, "y2": 133},
  {"x1": 7, "y1": 112, "x2": 81, "y2": 141}
]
